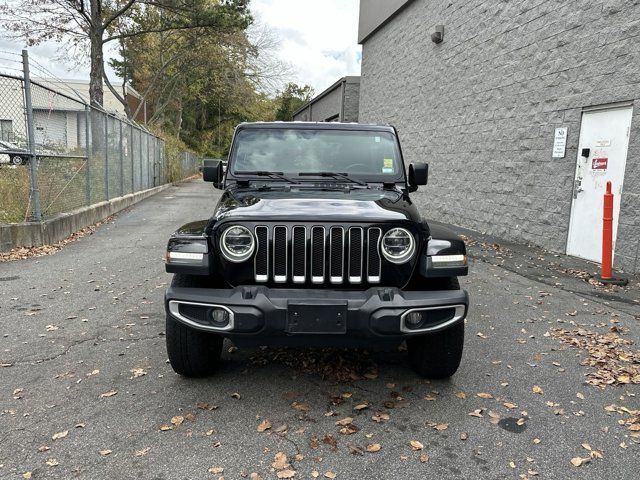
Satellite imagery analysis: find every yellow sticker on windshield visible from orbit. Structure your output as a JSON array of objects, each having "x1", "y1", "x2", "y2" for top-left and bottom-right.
[{"x1": 382, "y1": 158, "x2": 394, "y2": 174}]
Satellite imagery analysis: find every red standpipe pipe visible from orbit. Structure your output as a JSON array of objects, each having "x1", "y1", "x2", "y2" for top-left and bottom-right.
[{"x1": 601, "y1": 181, "x2": 614, "y2": 280}]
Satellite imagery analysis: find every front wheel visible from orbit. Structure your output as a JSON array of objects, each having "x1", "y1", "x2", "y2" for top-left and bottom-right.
[
  {"x1": 166, "y1": 274, "x2": 224, "y2": 377},
  {"x1": 10, "y1": 156, "x2": 23, "y2": 166},
  {"x1": 406, "y1": 277, "x2": 465, "y2": 379}
]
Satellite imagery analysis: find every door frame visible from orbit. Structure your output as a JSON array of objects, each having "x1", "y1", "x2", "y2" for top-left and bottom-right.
[{"x1": 565, "y1": 101, "x2": 634, "y2": 260}]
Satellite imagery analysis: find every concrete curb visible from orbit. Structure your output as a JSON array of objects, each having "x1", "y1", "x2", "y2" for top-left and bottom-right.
[{"x1": 0, "y1": 183, "x2": 175, "y2": 251}]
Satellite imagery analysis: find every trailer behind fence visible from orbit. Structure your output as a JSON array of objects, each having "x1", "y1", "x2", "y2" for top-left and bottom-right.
[{"x1": 0, "y1": 50, "x2": 200, "y2": 225}]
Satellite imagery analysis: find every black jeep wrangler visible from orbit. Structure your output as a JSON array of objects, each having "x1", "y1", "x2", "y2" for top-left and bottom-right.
[{"x1": 164, "y1": 122, "x2": 469, "y2": 378}]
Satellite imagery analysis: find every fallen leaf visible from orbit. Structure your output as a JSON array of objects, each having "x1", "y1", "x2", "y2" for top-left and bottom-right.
[
  {"x1": 433, "y1": 423, "x2": 449, "y2": 431},
  {"x1": 477, "y1": 393, "x2": 493, "y2": 399},
  {"x1": 277, "y1": 469, "x2": 296, "y2": 479},
  {"x1": 354, "y1": 403, "x2": 369, "y2": 410},
  {"x1": 324, "y1": 472, "x2": 336, "y2": 479},
  {"x1": 366, "y1": 443, "x2": 381, "y2": 452},
  {"x1": 335, "y1": 417, "x2": 354, "y2": 426},
  {"x1": 455, "y1": 392, "x2": 466, "y2": 399},
  {"x1": 231, "y1": 392, "x2": 241, "y2": 399},
  {"x1": 46, "y1": 458, "x2": 59, "y2": 467},
  {"x1": 532, "y1": 386, "x2": 543, "y2": 395},
  {"x1": 134, "y1": 447, "x2": 150, "y2": 457},
  {"x1": 419, "y1": 453, "x2": 429, "y2": 463},
  {"x1": 272, "y1": 452, "x2": 289, "y2": 470},
  {"x1": 208, "y1": 467, "x2": 224, "y2": 474},
  {"x1": 52, "y1": 430, "x2": 68, "y2": 441},
  {"x1": 460, "y1": 432, "x2": 468, "y2": 440},
  {"x1": 159, "y1": 424, "x2": 172, "y2": 431},
  {"x1": 291, "y1": 402, "x2": 310, "y2": 412},
  {"x1": 570, "y1": 457, "x2": 590, "y2": 467},
  {"x1": 409, "y1": 440, "x2": 424, "y2": 451},
  {"x1": 171, "y1": 416, "x2": 184, "y2": 427},
  {"x1": 99, "y1": 450, "x2": 112, "y2": 456},
  {"x1": 257, "y1": 419, "x2": 272, "y2": 432},
  {"x1": 130, "y1": 368, "x2": 147, "y2": 378},
  {"x1": 22, "y1": 473, "x2": 32, "y2": 479},
  {"x1": 100, "y1": 390, "x2": 118, "y2": 398}
]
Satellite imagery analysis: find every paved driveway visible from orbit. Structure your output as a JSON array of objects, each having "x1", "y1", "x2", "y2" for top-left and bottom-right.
[{"x1": 1, "y1": 180, "x2": 638, "y2": 479}]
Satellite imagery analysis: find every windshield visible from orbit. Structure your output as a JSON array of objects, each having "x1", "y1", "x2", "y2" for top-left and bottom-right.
[{"x1": 230, "y1": 128, "x2": 403, "y2": 181}]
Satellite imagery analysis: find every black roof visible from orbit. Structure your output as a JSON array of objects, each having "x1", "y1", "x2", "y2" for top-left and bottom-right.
[{"x1": 236, "y1": 121, "x2": 395, "y2": 133}]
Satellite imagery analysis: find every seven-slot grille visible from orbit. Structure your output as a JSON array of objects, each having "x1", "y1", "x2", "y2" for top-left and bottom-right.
[{"x1": 254, "y1": 225, "x2": 382, "y2": 284}]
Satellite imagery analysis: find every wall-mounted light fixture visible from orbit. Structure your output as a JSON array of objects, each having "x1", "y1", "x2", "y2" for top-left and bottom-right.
[{"x1": 431, "y1": 25, "x2": 444, "y2": 44}]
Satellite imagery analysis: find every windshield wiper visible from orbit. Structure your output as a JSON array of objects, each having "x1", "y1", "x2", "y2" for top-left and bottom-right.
[
  {"x1": 234, "y1": 171, "x2": 299, "y2": 184},
  {"x1": 298, "y1": 171, "x2": 367, "y2": 187}
]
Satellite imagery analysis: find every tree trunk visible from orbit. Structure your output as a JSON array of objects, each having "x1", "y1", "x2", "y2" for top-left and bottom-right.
[{"x1": 89, "y1": 0, "x2": 104, "y2": 107}]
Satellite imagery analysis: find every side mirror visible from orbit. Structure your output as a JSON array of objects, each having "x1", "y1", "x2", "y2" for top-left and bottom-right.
[
  {"x1": 408, "y1": 163, "x2": 428, "y2": 191},
  {"x1": 203, "y1": 160, "x2": 223, "y2": 188}
]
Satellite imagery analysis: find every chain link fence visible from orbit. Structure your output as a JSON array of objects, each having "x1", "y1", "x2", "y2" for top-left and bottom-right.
[{"x1": 0, "y1": 51, "x2": 200, "y2": 224}]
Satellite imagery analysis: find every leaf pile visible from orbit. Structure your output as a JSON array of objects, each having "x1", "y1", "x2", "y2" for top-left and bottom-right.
[
  {"x1": 249, "y1": 347, "x2": 379, "y2": 383},
  {"x1": 0, "y1": 215, "x2": 116, "y2": 262},
  {"x1": 552, "y1": 328, "x2": 640, "y2": 387}
]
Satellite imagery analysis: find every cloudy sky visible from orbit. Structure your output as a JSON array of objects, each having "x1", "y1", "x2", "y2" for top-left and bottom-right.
[{"x1": 0, "y1": 0, "x2": 362, "y2": 94}]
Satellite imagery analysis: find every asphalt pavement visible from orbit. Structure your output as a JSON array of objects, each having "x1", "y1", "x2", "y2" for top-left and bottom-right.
[{"x1": 1, "y1": 179, "x2": 639, "y2": 479}]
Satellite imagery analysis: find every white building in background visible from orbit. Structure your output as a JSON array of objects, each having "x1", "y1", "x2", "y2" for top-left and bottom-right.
[{"x1": 0, "y1": 76, "x2": 145, "y2": 151}]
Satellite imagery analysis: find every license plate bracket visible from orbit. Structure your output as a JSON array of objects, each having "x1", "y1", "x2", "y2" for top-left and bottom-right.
[{"x1": 287, "y1": 302, "x2": 347, "y2": 334}]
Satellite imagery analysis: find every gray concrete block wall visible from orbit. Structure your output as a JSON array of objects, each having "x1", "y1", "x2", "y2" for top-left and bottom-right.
[
  {"x1": 343, "y1": 81, "x2": 361, "y2": 122},
  {"x1": 359, "y1": 0, "x2": 640, "y2": 273}
]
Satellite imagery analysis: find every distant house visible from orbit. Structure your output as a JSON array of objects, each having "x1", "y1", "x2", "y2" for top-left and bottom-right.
[
  {"x1": 292, "y1": 76, "x2": 360, "y2": 123},
  {"x1": 0, "y1": 77, "x2": 146, "y2": 151}
]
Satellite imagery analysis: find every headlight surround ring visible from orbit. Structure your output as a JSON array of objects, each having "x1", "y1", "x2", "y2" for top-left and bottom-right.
[
  {"x1": 381, "y1": 227, "x2": 416, "y2": 264},
  {"x1": 220, "y1": 225, "x2": 255, "y2": 263}
]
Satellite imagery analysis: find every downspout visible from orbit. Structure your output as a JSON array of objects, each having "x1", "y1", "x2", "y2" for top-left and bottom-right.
[{"x1": 340, "y1": 78, "x2": 346, "y2": 122}]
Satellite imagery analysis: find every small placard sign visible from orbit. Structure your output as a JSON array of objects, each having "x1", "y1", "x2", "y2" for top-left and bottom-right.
[
  {"x1": 552, "y1": 127, "x2": 568, "y2": 158},
  {"x1": 592, "y1": 157, "x2": 608, "y2": 170}
]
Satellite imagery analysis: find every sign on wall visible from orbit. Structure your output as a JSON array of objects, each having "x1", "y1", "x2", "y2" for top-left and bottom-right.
[{"x1": 553, "y1": 127, "x2": 568, "y2": 158}]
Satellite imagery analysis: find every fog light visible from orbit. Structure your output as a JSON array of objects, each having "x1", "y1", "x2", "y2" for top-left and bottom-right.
[
  {"x1": 406, "y1": 311, "x2": 424, "y2": 327},
  {"x1": 211, "y1": 308, "x2": 230, "y2": 327}
]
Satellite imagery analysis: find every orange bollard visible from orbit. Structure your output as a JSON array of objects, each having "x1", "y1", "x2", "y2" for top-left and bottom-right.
[{"x1": 596, "y1": 181, "x2": 628, "y2": 285}]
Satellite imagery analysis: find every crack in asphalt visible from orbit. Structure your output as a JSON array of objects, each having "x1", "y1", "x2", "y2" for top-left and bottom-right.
[{"x1": 5, "y1": 334, "x2": 164, "y2": 366}]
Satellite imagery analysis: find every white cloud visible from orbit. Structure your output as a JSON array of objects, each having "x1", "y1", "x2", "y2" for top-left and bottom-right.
[
  {"x1": 0, "y1": 0, "x2": 362, "y2": 93},
  {"x1": 251, "y1": 0, "x2": 361, "y2": 94}
]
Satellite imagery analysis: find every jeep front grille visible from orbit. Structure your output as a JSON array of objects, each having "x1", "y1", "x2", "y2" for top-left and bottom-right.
[{"x1": 254, "y1": 225, "x2": 382, "y2": 285}]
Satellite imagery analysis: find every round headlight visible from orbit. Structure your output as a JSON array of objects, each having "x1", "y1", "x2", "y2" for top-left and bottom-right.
[
  {"x1": 220, "y1": 225, "x2": 255, "y2": 262},
  {"x1": 381, "y1": 227, "x2": 415, "y2": 264}
]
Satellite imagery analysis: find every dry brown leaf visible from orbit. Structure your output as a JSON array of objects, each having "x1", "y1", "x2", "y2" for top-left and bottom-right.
[
  {"x1": 409, "y1": 440, "x2": 424, "y2": 450},
  {"x1": 324, "y1": 472, "x2": 336, "y2": 479},
  {"x1": 99, "y1": 450, "x2": 112, "y2": 456},
  {"x1": 366, "y1": 443, "x2": 381, "y2": 452},
  {"x1": 159, "y1": 424, "x2": 172, "y2": 431},
  {"x1": 335, "y1": 417, "x2": 354, "y2": 426},
  {"x1": 208, "y1": 467, "x2": 224, "y2": 474},
  {"x1": 477, "y1": 393, "x2": 493, "y2": 399},
  {"x1": 570, "y1": 457, "x2": 590, "y2": 467},
  {"x1": 272, "y1": 452, "x2": 289, "y2": 470},
  {"x1": 100, "y1": 390, "x2": 118, "y2": 398},
  {"x1": 433, "y1": 423, "x2": 449, "y2": 431},
  {"x1": 455, "y1": 392, "x2": 466, "y2": 399},
  {"x1": 45, "y1": 458, "x2": 59, "y2": 467},
  {"x1": 291, "y1": 402, "x2": 310, "y2": 412},
  {"x1": 134, "y1": 447, "x2": 150, "y2": 457},
  {"x1": 532, "y1": 386, "x2": 543, "y2": 395},
  {"x1": 52, "y1": 430, "x2": 68, "y2": 441},
  {"x1": 419, "y1": 453, "x2": 429, "y2": 463},
  {"x1": 354, "y1": 403, "x2": 369, "y2": 410},
  {"x1": 171, "y1": 416, "x2": 184, "y2": 427},
  {"x1": 257, "y1": 419, "x2": 272, "y2": 432},
  {"x1": 277, "y1": 469, "x2": 296, "y2": 479},
  {"x1": 469, "y1": 409, "x2": 483, "y2": 418}
]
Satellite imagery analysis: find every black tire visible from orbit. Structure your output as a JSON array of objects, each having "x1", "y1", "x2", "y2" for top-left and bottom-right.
[
  {"x1": 10, "y1": 156, "x2": 23, "y2": 166},
  {"x1": 166, "y1": 274, "x2": 224, "y2": 377},
  {"x1": 406, "y1": 277, "x2": 465, "y2": 379}
]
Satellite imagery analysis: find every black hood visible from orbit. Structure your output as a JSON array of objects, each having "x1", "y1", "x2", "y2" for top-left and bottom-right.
[{"x1": 210, "y1": 186, "x2": 422, "y2": 225}]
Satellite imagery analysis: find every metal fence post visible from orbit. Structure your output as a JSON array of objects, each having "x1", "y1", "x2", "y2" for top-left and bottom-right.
[
  {"x1": 85, "y1": 106, "x2": 91, "y2": 204},
  {"x1": 130, "y1": 125, "x2": 134, "y2": 193},
  {"x1": 22, "y1": 50, "x2": 41, "y2": 221},
  {"x1": 139, "y1": 128, "x2": 143, "y2": 191},
  {"x1": 119, "y1": 121, "x2": 124, "y2": 196},
  {"x1": 104, "y1": 116, "x2": 109, "y2": 200},
  {"x1": 147, "y1": 135, "x2": 151, "y2": 188}
]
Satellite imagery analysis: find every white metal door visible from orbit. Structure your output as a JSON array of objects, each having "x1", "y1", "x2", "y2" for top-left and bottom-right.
[{"x1": 566, "y1": 105, "x2": 633, "y2": 262}]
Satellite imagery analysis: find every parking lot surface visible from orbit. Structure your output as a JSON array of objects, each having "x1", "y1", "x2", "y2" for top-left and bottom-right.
[{"x1": 1, "y1": 180, "x2": 639, "y2": 479}]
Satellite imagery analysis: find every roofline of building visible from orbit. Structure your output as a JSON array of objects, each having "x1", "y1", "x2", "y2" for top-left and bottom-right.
[
  {"x1": 291, "y1": 76, "x2": 360, "y2": 118},
  {"x1": 358, "y1": 0, "x2": 414, "y2": 44}
]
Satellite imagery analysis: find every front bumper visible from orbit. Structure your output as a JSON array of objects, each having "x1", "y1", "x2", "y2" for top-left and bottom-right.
[{"x1": 165, "y1": 285, "x2": 468, "y2": 347}]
